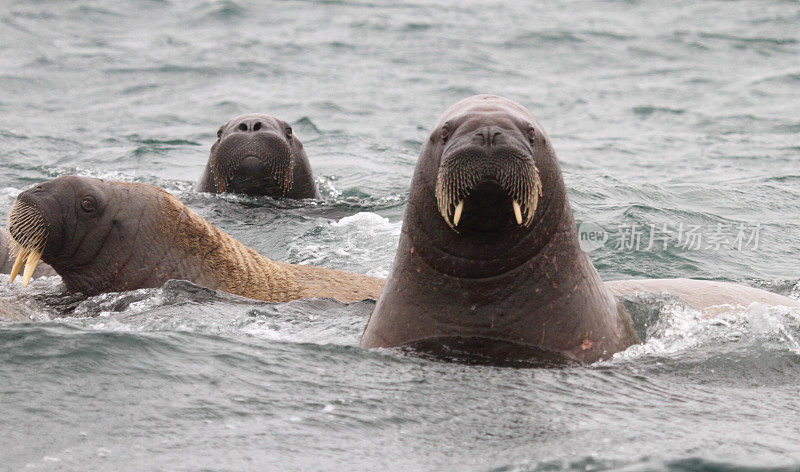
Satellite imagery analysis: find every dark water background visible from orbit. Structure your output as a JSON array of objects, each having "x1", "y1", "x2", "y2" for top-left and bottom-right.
[{"x1": 1, "y1": 0, "x2": 800, "y2": 470}]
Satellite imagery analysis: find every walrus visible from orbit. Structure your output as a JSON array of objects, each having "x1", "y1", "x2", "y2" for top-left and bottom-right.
[
  {"x1": 1, "y1": 228, "x2": 56, "y2": 279},
  {"x1": 196, "y1": 114, "x2": 321, "y2": 198},
  {"x1": 6, "y1": 176, "x2": 380, "y2": 302},
  {"x1": 360, "y1": 95, "x2": 799, "y2": 364}
]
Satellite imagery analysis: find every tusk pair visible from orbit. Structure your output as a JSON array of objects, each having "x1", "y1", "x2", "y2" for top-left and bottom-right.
[
  {"x1": 451, "y1": 199, "x2": 524, "y2": 227},
  {"x1": 9, "y1": 247, "x2": 43, "y2": 288}
]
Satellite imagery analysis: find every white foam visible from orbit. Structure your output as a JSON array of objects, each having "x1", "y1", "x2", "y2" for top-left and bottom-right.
[
  {"x1": 747, "y1": 303, "x2": 800, "y2": 355},
  {"x1": 289, "y1": 211, "x2": 400, "y2": 278},
  {"x1": 612, "y1": 300, "x2": 800, "y2": 362},
  {"x1": 0, "y1": 187, "x2": 23, "y2": 199},
  {"x1": 315, "y1": 176, "x2": 341, "y2": 198}
]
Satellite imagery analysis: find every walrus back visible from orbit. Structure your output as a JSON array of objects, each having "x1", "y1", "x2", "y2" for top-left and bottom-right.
[
  {"x1": 607, "y1": 278, "x2": 800, "y2": 314},
  {"x1": 154, "y1": 188, "x2": 383, "y2": 303},
  {"x1": 289, "y1": 263, "x2": 384, "y2": 301}
]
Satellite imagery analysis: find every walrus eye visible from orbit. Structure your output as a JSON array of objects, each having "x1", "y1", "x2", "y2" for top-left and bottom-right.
[
  {"x1": 527, "y1": 127, "x2": 536, "y2": 144},
  {"x1": 216, "y1": 126, "x2": 223, "y2": 139},
  {"x1": 285, "y1": 127, "x2": 293, "y2": 140},
  {"x1": 441, "y1": 124, "x2": 450, "y2": 143},
  {"x1": 80, "y1": 196, "x2": 97, "y2": 214},
  {"x1": 527, "y1": 128, "x2": 536, "y2": 145}
]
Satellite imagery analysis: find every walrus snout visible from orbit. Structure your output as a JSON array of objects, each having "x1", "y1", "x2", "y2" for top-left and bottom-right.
[
  {"x1": 226, "y1": 155, "x2": 284, "y2": 195},
  {"x1": 210, "y1": 131, "x2": 295, "y2": 194},
  {"x1": 6, "y1": 185, "x2": 60, "y2": 287},
  {"x1": 435, "y1": 130, "x2": 542, "y2": 231}
]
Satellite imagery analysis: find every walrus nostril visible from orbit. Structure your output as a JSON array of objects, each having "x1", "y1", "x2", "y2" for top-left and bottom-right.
[
  {"x1": 238, "y1": 123, "x2": 248, "y2": 132},
  {"x1": 491, "y1": 131, "x2": 502, "y2": 145},
  {"x1": 476, "y1": 128, "x2": 503, "y2": 146},
  {"x1": 253, "y1": 122, "x2": 262, "y2": 131}
]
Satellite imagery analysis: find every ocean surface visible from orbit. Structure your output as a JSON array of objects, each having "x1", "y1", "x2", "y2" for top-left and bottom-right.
[{"x1": 1, "y1": 0, "x2": 800, "y2": 470}]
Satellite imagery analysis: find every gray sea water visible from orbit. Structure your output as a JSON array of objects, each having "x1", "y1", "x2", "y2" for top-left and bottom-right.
[{"x1": 2, "y1": 0, "x2": 800, "y2": 470}]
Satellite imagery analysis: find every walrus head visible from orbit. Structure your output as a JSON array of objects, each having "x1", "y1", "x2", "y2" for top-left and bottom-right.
[
  {"x1": 403, "y1": 95, "x2": 568, "y2": 279},
  {"x1": 435, "y1": 109, "x2": 543, "y2": 231},
  {"x1": 204, "y1": 114, "x2": 301, "y2": 196},
  {"x1": 360, "y1": 95, "x2": 637, "y2": 364},
  {"x1": 6, "y1": 176, "x2": 192, "y2": 294}
]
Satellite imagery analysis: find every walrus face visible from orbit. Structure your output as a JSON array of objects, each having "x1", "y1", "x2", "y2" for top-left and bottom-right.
[
  {"x1": 208, "y1": 114, "x2": 297, "y2": 195},
  {"x1": 405, "y1": 96, "x2": 566, "y2": 278},
  {"x1": 434, "y1": 113, "x2": 543, "y2": 233},
  {"x1": 6, "y1": 176, "x2": 117, "y2": 287},
  {"x1": 5, "y1": 176, "x2": 177, "y2": 296}
]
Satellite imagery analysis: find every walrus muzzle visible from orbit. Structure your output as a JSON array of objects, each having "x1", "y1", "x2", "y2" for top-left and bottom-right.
[
  {"x1": 435, "y1": 146, "x2": 543, "y2": 230},
  {"x1": 6, "y1": 198, "x2": 48, "y2": 287},
  {"x1": 210, "y1": 132, "x2": 295, "y2": 194}
]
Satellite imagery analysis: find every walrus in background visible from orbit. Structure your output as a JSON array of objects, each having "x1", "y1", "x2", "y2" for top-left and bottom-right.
[
  {"x1": 6, "y1": 176, "x2": 380, "y2": 302},
  {"x1": 360, "y1": 95, "x2": 799, "y2": 365},
  {"x1": 0, "y1": 228, "x2": 56, "y2": 280},
  {"x1": 196, "y1": 114, "x2": 321, "y2": 198}
]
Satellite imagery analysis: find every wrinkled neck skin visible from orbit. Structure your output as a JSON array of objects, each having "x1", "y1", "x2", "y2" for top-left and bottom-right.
[
  {"x1": 361, "y1": 105, "x2": 637, "y2": 364},
  {"x1": 46, "y1": 183, "x2": 379, "y2": 302}
]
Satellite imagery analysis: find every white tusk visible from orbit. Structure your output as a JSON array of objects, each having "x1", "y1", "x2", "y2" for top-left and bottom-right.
[
  {"x1": 453, "y1": 200, "x2": 464, "y2": 227},
  {"x1": 21, "y1": 250, "x2": 42, "y2": 288},
  {"x1": 9, "y1": 248, "x2": 29, "y2": 284},
  {"x1": 512, "y1": 200, "x2": 523, "y2": 225}
]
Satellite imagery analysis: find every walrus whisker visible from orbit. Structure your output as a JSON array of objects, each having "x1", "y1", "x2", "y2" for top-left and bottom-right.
[
  {"x1": 209, "y1": 130, "x2": 296, "y2": 195},
  {"x1": 213, "y1": 151, "x2": 295, "y2": 194},
  {"x1": 6, "y1": 199, "x2": 48, "y2": 287},
  {"x1": 435, "y1": 151, "x2": 542, "y2": 229}
]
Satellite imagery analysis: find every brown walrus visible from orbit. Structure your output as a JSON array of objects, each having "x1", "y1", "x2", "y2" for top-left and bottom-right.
[
  {"x1": 359, "y1": 95, "x2": 799, "y2": 365},
  {"x1": 606, "y1": 278, "x2": 799, "y2": 315},
  {"x1": 196, "y1": 113, "x2": 321, "y2": 198},
  {"x1": 6, "y1": 176, "x2": 380, "y2": 302}
]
